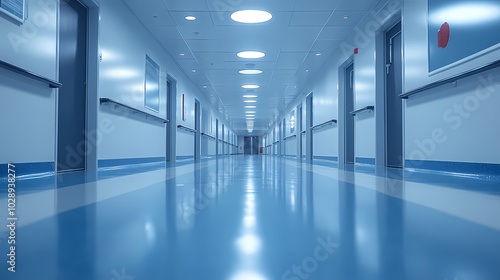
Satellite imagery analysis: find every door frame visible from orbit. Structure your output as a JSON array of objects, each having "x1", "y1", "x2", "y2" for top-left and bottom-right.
[
  {"x1": 338, "y1": 57, "x2": 355, "y2": 169},
  {"x1": 297, "y1": 104, "x2": 303, "y2": 160},
  {"x1": 305, "y1": 92, "x2": 313, "y2": 163},
  {"x1": 56, "y1": 0, "x2": 94, "y2": 173},
  {"x1": 194, "y1": 99, "x2": 201, "y2": 160},
  {"x1": 166, "y1": 76, "x2": 177, "y2": 162},
  {"x1": 375, "y1": 12, "x2": 404, "y2": 168}
]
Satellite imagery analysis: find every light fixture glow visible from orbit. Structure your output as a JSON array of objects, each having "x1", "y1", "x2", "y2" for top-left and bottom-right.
[
  {"x1": 243, "y1": 95, "x2": 258, "y2": 98},
  {"x1": 245, "y1": 106, "x2": 256, "y2": 108},
  {"x1": 245, "y1": 111, "x2": 256, "y2": 114},
  {"x1": 231, "y1": 10, "x2": 272, "y2": 23},
  {"x1": 179, "y1": 53, "x2": 185, "y2": 56},
  {"x1": 247, "y1": 118, "x2": 255, "y2": 120},
  {"x1": 242, "y1": 85, "x2": 259, "y2": 89},
  {"x1": 430, "y1": 3, "x2": 500, "y2": 25},
  {"x1": 185, "y1": 16, "x2": 197, "y2": 21},
  {"x1": 239, "y1": 69, "x2": 263, "y2": 75},
  {"x1": 237, "y1": 51, "x2": 266, "y2": 59},
  {"x1": 343, "y1": 15, "x2": 349, "y2": 20},
  {"x1": 246, "y1": 115, "x2": 255, "y2": 117},
  {"x1": 315, "y1": 53, "x2": 322, "y2": 56},
  {"x1": 244, "y1": 100, "x2": 257, "y2": 103}
]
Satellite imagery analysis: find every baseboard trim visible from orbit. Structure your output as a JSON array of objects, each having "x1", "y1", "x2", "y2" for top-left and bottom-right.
[
  {"x1": 98, "y1": 157, "x2": 165, "y2": 169},
  {"x1": 356, "y1": 157, "x2": 375, "y2": 165},
  {"x1": 0, "y1": 162, "x2": 55, "y2": 179},
  {"x1": 313, "y1": 156, "x2": 338, "y2": 162},
  {"x1": 405, "y1": 160, "x2": 500, "y2": 177}
]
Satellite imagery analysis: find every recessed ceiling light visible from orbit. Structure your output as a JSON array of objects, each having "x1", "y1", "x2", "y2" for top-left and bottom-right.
[
  {"x1": 237, "y1": 51, "x2": 266, "y2": 59},
  {"x1": 247, "y1": 118, "x2": 255, "y2": 120},
  {"x1": 245, "y1": 106, "x2": 257, "y2": 108},
  {"x1": 246, "y1": 111, "x2": 256, "y2": 114},
  {"x1": 242, "y1": 85, "x2": 259, "y2": 89},
  {"x1": 243, "y1": 95, "x2": 258, "y2": 98},
  {"x1": 185, "y1": 16, "x2": 197, "y2": 21},
  {"x1": 203, "y1": 86, "x2": 208, "y2": 88},
  {"x1": 246, "y1": 115, "x2": 255, "y2": 117},
  {"x1": 343, "y1": 16, "x2": 349, "y2": 20},
  {"x1": 192, "y1": 70, "x2": 197, "y2": 73},
  {"x1": 179, "y1": 53, "x2": 185, "y2": 56},
  {"x1": 239, "y1": 69, "x2": 263, "y2": 75},
  {"x1": 305, "y1": 70, "x2": 309, "y2": 72},
  {"x1": 315, "y1": 53, "x2": 322, "y2": 56},
  {"x1": 244, "y1": 100, "x2": 257, "y2": 103},
  {"x1": 231, "y1": 10, "x2": 272, "y2": 23}
]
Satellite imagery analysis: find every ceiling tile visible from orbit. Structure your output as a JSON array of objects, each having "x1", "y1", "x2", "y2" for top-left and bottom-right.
[
  {"x1": 162, "y1": 0, "x2": 209, "y2": 11},
  {"x1": 289, "y1": 12, "x2": 332, "y2": 26},
  {"x1": 293, "y1": 0, "x2": 340, "y2": 11}
]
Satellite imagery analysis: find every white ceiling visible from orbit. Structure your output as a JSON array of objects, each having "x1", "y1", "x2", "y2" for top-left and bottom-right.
[{"x1": 122, "y1": 0, "x2": 380, "y2": 135}]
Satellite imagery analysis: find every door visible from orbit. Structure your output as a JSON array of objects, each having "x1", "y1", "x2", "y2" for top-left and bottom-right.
[
  {"x1": 58, "y1": 0, "x2": 88, "y2": 172},
  {"x1": 194, "y1": 99, "x2": 201, "y2": 160},
  {"x1": 297, "y1": 105, "x2": 303, "y2": 160},
  {"x1": 166, "y1": 79, "x2": 175, "y2": 161},
  {"x1": 216, "y1": 119, "x2": 219, "y2": 156},
  {"x1": 221, "y1": 124, "x2": 225, "y2": 155},
  {"x1": 282, "y1": 119, "x2": 286, "y2": 156},
  {"x1": 345, "y1": 63, "x2": 355, "y2": 164},
  {"x1": 305, "y1": 93, "x2": 313, "y2": 162},
  {"x1": 386, "y1": 22, "x2": 403, "y2": 168}
]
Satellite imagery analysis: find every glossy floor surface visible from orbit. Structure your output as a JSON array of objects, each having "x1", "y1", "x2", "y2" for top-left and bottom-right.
[{"x1": 1, "y1": 155, "x2": 500, "y2": 280}]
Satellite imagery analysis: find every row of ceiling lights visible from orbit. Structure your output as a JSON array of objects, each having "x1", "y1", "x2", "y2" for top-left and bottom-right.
[{"x1": 182, "y1": 10, "x2": 276, "y2": 133}]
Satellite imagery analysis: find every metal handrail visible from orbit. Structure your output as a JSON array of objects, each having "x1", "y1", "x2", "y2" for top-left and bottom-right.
[
  {"x1": 399, "y1": 59, "x2": 500, "y2": 99},
  {"x1": 311, "y1": 119, "x2": 337, "y2": 130},
  {"x1": 100, "y1": 98, "x2": 169, "y2": 123},
  {"x1": 300, "y1": 130, "x2": 306, "y2": 134},
  {"x1": 284, "y1": 135, "x2": 297, "y2": 141},
  {"x1": 350, "y1": 105, "x2": 374, "y2": 116},
  {"x1": 273, "y1": 141, "x2": 279, "y2": 145},
  {"x1": 0, "y1": 60, "x2": 62, "y2": 88},
  {"x1": 177, "y1": 125, "x2": 196, "y2": 133},
  {"x1": 201, "y1": 133, "x2": 216, "y2": 140}
]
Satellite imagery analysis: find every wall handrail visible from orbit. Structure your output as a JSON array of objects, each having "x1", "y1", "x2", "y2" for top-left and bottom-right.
[
  {"x1": 0, "y1": 60, "x2": 63, "y2": 88},
  {"x1": 284, "y1": 135, "x2": 297, "y2": 141},
  {"x1": 311, "y1": 119, "x2": 337, "y2": 131},
  {"x1": 399, "y1": 59, "x2": 500, "y2": 99},
  {"x1": 100, "y1": 98, "x2": 169, "y2": 123},
  {"x1": 273, "y1": 141, "x2": 279, "y2": 145},
  {"x1": 201, "y1": 132, "x2": 216, "y2": 140},
  {"x1": 300, "y1": 130, "x2": 306, "y2": 134},
  {"x1": 177, "y1": 125, "x2": 197, "y2": 133},
  {"x1": 350, "y1": 105, "x2": 374, "y2": 116}
]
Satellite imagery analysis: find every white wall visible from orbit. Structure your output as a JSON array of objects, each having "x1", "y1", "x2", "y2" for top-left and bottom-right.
[
  {"x1": 97, "y1": 0, "x2": 235, "y2": 162},
  {"x1": 403, "y1": 0, "x2": 500, "y2": 164},
  {"x1": 1, "y1": 0, "x2": 236, "y2": 169},
  {"x1": 0, "y1": 0, "x2": 58, "y2": 165},
  {"x1": 265, "y1": 0, "x2": 500, "y2": 166}
]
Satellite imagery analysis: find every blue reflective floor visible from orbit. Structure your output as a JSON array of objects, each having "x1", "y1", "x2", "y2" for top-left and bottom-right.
[{"x1": 1, "y1": 155, "x2": 500, "y2": 280}]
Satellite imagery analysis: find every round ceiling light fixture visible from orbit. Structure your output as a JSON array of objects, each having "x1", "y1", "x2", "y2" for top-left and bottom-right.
[
  {"x1": 185, "y1": 16, "x2": 197, "y2": 21},
  {"x1": 231, "y1": 10, "x2": 272, "y2": 23},
  {"x1": 237, "y1": 51, "x2": 266, "y2": 59}
]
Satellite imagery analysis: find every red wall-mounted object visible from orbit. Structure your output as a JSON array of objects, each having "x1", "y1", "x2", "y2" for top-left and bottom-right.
[
  {"x1": 438, "y1": 22, "x2": 450, "y2": 48},
  {"x1": 354, "y1": 48, "x2": 359, "y2": 54}
]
